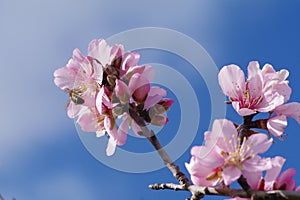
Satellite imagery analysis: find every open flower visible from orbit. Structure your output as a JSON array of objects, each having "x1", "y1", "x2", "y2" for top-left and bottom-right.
[
  {"x1": 54, "y1": 48, "x2": 103, "y2": 118},
  {"x1": 186, "y1": 119, "x2": 273, "y2": 186},
  {"x1": 218, "y1": 62, "x2": 291, "y2": 116}
]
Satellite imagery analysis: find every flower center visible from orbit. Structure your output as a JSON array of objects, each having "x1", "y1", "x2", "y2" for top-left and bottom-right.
[{"x1": 221, "y1": 135, "x2": 254, "y2": 170}]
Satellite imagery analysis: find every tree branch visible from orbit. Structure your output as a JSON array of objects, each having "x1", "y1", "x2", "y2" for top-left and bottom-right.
[
  {"x1": 149, "y1": 183, "x2": 300, "y2": 200},
  {"x1": 147, "y1": 133, "x2": 191, "y2": 186},
  {"x1": 128, "y1": 104, "x2": 191, "y2": 186}
]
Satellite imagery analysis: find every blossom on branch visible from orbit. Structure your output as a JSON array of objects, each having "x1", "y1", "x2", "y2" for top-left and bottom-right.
[
  {"x1": 218, "y1": 62, "x2": 291, "y2": 116},
  {"x1": 186, "y1": 119, "x2": 273, "y2": 186},
  {"x1": 54, "y1": 39, "x2": 173, "y2": 156}
]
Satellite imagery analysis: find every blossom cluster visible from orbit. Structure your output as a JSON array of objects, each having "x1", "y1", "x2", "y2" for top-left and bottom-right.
[
  {"x1": 218, "y1": 62, "x2": 300, "y2": 137},
  {"x1": 54, "y1": 39, "x2": 173, "y2": 156},
  {"x1": 186, "y1": 62, "x2": 300, "y2": 198}
]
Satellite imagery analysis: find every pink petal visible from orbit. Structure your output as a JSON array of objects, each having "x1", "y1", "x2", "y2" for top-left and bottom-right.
[
  {"x1": 90, "y1": 57, "x2": 103, "y2": 85},
  {"x1": 276, "y1": 168, "x2": 297, "y2": 190},
  {"x1": 243, "y1": 156, "x2": 272, "y2": 172},
  {"x1": 185, "y1": 157, "x2": 220, "y2": 187},
  {"x1": 275, "y1": 102, "x2": 300, "y2": 123},
  {"x1": 264, "y1": 156, "x2": 286, "y2": 190},
  {"x1": 262, "y1": 64, "x2": 276, "y2": 81},
  {"x1": 277, "y1": 69, "x2": 289, "y2": 81},
  {"x1": 267, "y1": 115, "x2": 287, "y2": 137},
  {"x1": 272, "y1": 82, "x2": 292, "y2": 103},
  {"x1": 246, "y1": 133, "x2": 273, "y2": 154},
  {"x1": 242, "y1": 170, "x2": 262, "y2": 189},
  {"x1": 214, "y1": 119, "x2": 238, "y2": 152},
  {"x1": 191, "y1": 145, "x2": 224, "y2": 168},
  {"x1": 218, "y1": 65, "x2": 246, "y2": 100},
  {"x1": 141, "y1": 65, "x2": 155, "y2": 82},
  {"x1": 96, "y1": 87, "x2": 112, "y2": 114},
  {"x1": 247, "y1": 61, "x2": 263, "y2": 100},
  {"x1": 128, "y1": 73, "x2": 150, "y2": 103},
  {"x1": 54, "y1": 67, "x2": 76, "y2": 90},
  {"x1": 144, "y1": 87, "x2": 167, "y2": 110},
  {"x1": 236, "y1": 107, "x2": 257, "y2": 116},
  {"x1": 257, "y1": 94, "x2": 284, "y2": 113},
  {"x1": 67, "y1": 102, "x2": 84, "y2": 118},
  {"x1": 158, "y1": 98, "x2": 174, "y2": 111},
  {"x1": 76, "y1": 109, "x2": 98, "y2": 132},
  {"x1": 115, "y1": 80, "x2": 130, "y2": 104},
  {"x1": 121, "y1": 52, "x2": 140, "y2": 71},
  {"x1": 88, "y1": 39, "x2": 111, "y2": 66},
  {"x1": 222, "y1": 166, "x2": 241, "y2": 185},
  {"x1": 116, "y1": 114, "x2": 129, "y2": 146}
]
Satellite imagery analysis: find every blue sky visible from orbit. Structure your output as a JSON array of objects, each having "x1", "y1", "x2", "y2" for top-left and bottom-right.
[{"x1": 1, "y1": 1, "x2": 300, "y2": 200}]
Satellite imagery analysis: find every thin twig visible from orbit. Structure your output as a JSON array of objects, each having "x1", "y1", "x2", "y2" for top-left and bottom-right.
[{"x1": 146, "y1": 131, "x2": 191, "y2": 186}]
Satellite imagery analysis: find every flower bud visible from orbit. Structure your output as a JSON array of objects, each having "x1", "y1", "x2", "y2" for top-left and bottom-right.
[{"x1": 128, "y1": 73, "x2": 150, "y2": 103}]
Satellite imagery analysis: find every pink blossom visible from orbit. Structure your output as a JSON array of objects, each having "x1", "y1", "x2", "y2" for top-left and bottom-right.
[
  {"x1": 55, "y1": 38, "x2": 173, "y2": 156},
  {"x1": 54, "y1": 48, "x2": 104, "y2": 118},
  {"x1": 186, "y1": 119, "x2": 272, "y2": 186},
  {"x1": 218, "y1": 62, "x2": 291, "y2": 116}
]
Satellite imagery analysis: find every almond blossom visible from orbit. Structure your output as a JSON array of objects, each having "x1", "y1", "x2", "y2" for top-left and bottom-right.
[
  {"x1": 54, "y1": 48, "x2": 103, "y2": 118},
  {"x1": 54, "y1": 38, "x2": 174, "y2": 156},
  {"x1": 185, "y1": 119, "x2": 273, "y2": 186},
  {"x1": 218, "y1": 62, "x2": 291, "y2": 116}
]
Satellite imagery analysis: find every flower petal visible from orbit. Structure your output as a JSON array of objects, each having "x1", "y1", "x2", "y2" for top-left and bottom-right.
[
  {"x1": 264, "y1": 156, "x2": 286, "y2": 190},
  {"x1": 222, "y1": 166, "x2": 241, "y2": 185},
  {"x1": 88, "y1": 39, "x2": 111, "y2": 66},
  {"x1": 242, "y1": 170, "x2": 262, "y2": 189},
  {"x1": 106, "y1": 137, "x2": 117, "y2": 156},
  {"x1": 144, "y1": 87, "x2": 167, "y2": 110},
  {"x1": 275, "y1": 102, "x2": 300, "y2": 123},
  {"x1": 246, "y1": 133, "x2": 273, "y2": 154},
  {"x1": 267, "y1": 115, "x2": 287, "y2": 137},
  {"x1": 218, "y1": 65, "x2": 246, "y2": 100}
]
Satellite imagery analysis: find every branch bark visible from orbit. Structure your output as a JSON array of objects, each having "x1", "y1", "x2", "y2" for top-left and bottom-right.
[{"x1": 149, "y1": 183, "x2": 300, "y2": 200}]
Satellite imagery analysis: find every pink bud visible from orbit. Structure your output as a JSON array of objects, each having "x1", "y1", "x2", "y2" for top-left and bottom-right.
[
  {"x1": 159, "y1": 98, "x2": 174, "y2": 111},
  {"x1": 150, "y1": 114, "x2": 168, "y2": 126},
  {"x1": 128, "y1": 73, "x2": 150, "y2": 103}
]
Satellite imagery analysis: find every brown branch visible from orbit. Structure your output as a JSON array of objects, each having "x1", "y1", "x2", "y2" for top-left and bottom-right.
[
  {"x1": 149, "y1": 183, "x2": 300, "y2": 200},
  {"x1": 147, "y1": 133, "x2": 191, "y2": 186},
  {"x1": 128, "y1": 104, "x2": 191, "y2": 186}
]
